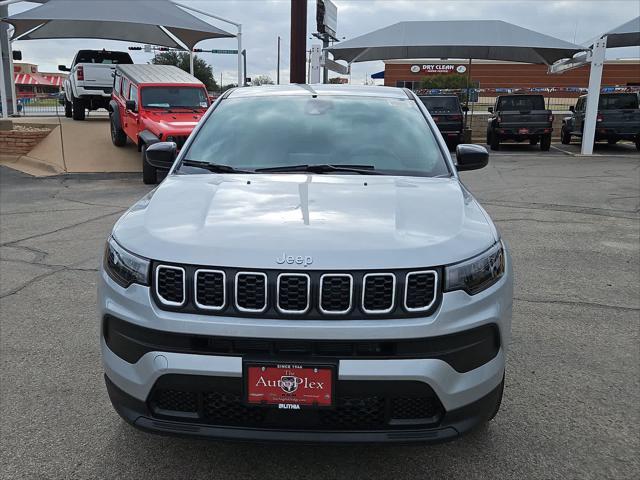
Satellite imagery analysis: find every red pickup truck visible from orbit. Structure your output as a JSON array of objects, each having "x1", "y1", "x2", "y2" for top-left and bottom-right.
[{"x1": 109, "y1": 64, "x2": 210, "y2": 184}]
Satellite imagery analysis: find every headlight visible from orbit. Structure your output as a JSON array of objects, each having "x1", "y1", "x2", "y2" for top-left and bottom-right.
[
  {"x1": 444, "y1": 241, "x2": 505, "y2": 295},
  {"x1": 103, "y1": 236, "x2": 150, "y2": 288}
]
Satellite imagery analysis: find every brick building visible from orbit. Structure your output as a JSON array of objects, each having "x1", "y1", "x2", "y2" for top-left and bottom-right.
[{"x1": 382, "y1": 58, "x2": 640, "y2": 93}]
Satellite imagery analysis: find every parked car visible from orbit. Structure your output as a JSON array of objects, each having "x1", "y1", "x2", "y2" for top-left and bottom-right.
[
  {"x1": 486, "y1": 94, "x2": 553, "y2": 151},
  {"x1": 561, "y1": 93, "x2": 640, "y2": 150},
  {"x1": 99, "y1": 84, "x2": 513, "y2": 444},
  {"x1": 108, "y1": 64, "x2": 210, "y2": 184},
  {"x1": 418, "y1": 95, "x2": 465, "y2": 148},
  {"x1": 59, "y1": 49, "x2": 133, "y2": 121}
]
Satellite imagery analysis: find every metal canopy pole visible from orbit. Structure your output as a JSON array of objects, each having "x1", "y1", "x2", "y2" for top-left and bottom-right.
[
  {"x1": 173, "y1": 2, "x2": 242, "y2": 86},
  {"x1": 581, "y1": 36, "x2": 607, "y2": 155}
]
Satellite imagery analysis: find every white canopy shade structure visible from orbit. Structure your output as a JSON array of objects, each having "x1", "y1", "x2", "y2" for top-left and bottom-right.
[
  {"x1": 550, "y1": 16, "x2": 639, "y2": 154},
  {"x1": 0, "y1": 0, "x2": 243, "y2": 118},
  {"x1": 595, "y1": 16, "x2": 640, "y2": 48},
  {"x1": 4, "y1": 0, "x2": 234, "y2": 49},
  {"x1": 326, "y1": 20, "x2": 585, "y2": 65}
]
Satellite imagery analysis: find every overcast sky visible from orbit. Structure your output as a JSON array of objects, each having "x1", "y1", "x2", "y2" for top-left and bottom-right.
[{"x1": 9, "y1": 0, "x2": 640, "y2": 86}]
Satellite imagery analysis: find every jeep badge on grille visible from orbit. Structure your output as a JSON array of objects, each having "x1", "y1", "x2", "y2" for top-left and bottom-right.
[{"x1": 276, "y1": 253, "x2": 313, "y2": 267}]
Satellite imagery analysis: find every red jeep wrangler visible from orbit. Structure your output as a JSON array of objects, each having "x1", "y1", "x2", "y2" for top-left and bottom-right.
[{"x1": 109, "y1": 64, "x2": 210, "y2": 184}]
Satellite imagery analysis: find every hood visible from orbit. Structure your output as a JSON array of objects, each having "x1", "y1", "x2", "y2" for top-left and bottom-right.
[
  {"x1": 113, "y1": 174, "x2": 497, "y2": 270},
  {"x1": 142, "y1": 111, "x2": 204, "y2": 136}
]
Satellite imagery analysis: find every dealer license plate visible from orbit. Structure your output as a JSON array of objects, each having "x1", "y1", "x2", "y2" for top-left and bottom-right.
[{"x1": 245, "y1": 363, "x2": 334, "y2": 409}]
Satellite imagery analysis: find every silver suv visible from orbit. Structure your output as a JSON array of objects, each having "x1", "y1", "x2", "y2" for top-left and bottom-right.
[{"x1": 99, "y1": 85, "x2": 512, "y2": 443}]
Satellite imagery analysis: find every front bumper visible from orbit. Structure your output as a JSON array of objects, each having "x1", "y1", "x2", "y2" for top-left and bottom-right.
[
  {"x1": 99, "y1": 252, "x2": 512, "y2": 443},
  {"x1": 105, "y1": 373, "x2": 503, "y2": 443}
]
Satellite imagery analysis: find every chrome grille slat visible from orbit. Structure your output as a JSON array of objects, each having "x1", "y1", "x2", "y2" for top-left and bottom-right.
[
  {"x1": 362, "y1": 273, "x2": 396, "y2": 314},
  {"x1": 319, "y1": 274, "x2": 353, "y2": 314},
  {"x1": 277, "y1": 273, "x2": 311, "y2": 314},
  {"x1": 155, "y1": 265, "x2": 186, "y2": 306},
  {"x1": 235, "y1": 271, "x2": 268, "y2": 313},
  {"x1": 194, "y1": 269, "x2": 226, "y2": 310},
  {"x1": 404, "y1": 271, "x2": 438, "y2": 312}
]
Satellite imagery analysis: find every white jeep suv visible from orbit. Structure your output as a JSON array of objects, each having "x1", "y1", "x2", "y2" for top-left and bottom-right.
[{"x1": 99, "y1": 85, "x2": 512, "y2": 443}]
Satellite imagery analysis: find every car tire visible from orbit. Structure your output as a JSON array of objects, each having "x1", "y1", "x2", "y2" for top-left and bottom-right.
[
  {"x1": 488, "y1": 374, "x2": 505, "y2": 422},
  {"x1": 529, "y1": 137, "x2": 539, "y2": 146},
  {"x1": 72, "y1": 96, "x2": 85, "y2": 121},
  {"x1": 110, "y1": 115, "x2": 127, "y2": 147},
  {"x1": 635, "y1": 135, "x2": 640, "y2": 151},
  {"x1": 540, "y1": 134, "x2": 551, "y2": 151},
  {"x1": 489, "y1": 131, "x2": 500, "y2": 151},
  {"x1": 64, "y1": 100, "x2": 72, "y2": 118},
  {"x1": 142, "y1": 145, "x2": 158, "y2": 185},
  {"x1": 607, "y1": 138, "x2": 618, "y2": 145},
  {"x1": 486, "y1": 130, "x2": 491, "y2": 145},
  {"x1": 561, "y1": 128, "x2": 571, "y2": 145}
]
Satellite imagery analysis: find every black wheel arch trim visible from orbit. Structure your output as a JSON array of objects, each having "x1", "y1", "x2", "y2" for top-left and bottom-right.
[{"x1": 139, "y1": 130, "x2": 160, "y2": 147}]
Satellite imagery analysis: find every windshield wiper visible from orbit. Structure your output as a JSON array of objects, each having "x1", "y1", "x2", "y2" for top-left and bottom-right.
[
  {"x1": 181, "y1": 160, "x2": 254, "y2": 174},
  {"x1": 255, "y1": 164, "x2": 383, "y2": 175}
]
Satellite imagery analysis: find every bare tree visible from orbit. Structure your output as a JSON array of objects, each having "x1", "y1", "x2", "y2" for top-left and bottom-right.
[{"x1": 251, "y1": 75, "x2": 275, "y2": 86}]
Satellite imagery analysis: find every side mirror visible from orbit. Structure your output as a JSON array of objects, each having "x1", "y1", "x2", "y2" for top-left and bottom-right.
[
  {"x1": 58, "y1": 65, "x2": 69, "y2": 72},
  {"x1": 125, "y1": 100, "x2": 137, "y2": 112},
  {"x1": 488, "y1": 107, "x2": 494, "y2": 113},
  {"x1": 455, "y1": 144, "x2": 489, "y2": 171},
  {"x1": 145, "y1": 142, "x2": 177, "y2": 169},
  {"x1": 569, "y1": 105, "x2": 575, "y2": 112}
]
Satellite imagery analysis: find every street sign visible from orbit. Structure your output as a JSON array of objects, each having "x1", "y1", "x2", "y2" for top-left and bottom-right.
[
  {"x1": 316, "y1": 0, "x2": 337, "y2": 38},
  {"x1": 209, "y1": 49, "x2": 238, "y2": 54},
  {"x1": 321, "y1": 55, "x2": 349, "y2": 75}
]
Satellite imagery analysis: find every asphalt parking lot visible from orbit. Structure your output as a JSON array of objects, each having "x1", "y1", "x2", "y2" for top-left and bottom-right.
[{"x1": 1, "y1": 148, "x2": 638, "y2": 479}]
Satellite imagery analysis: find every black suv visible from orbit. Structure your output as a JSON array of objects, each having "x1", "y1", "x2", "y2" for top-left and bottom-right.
[
  {"x1": 419, "y1": 95, "x2": 465, "y2": 148},
  {"x1": 561, "y1": 93, "x2": 640, "y2": 150},
  {"x1": 487, "y1": 94, "x2": 553, "y2": 151}
]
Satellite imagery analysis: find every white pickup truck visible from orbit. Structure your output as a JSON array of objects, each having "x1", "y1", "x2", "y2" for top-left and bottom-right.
[{"x1": 59, "y1": 50, "x2": 133, "y2": 121}]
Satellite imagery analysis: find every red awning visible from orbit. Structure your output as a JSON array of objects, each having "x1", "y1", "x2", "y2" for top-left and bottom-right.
[
  {"x1": 42, "y1": 75, "x2": 63, "y2": 87},
  {"x1": 14, "y1": 72, "x2": 56, "y2": 86}
]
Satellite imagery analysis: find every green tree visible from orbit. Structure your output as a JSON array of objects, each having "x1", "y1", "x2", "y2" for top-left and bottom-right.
[
  {"x1": 251, "y1": 75, "x2": 274, "y2": 86},
  {"x1": 151, "y1": 51, "x2": 218, "y2": 91}
]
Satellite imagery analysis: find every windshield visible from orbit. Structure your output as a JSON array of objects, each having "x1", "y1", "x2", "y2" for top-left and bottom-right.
[
  {"x1": 141, "y1": 87, "x2": 209, "y2": 109},
  {"x1": 497, "y1": 95, "x2": 545, "y2": 111},
  {"x1": 598, "y1": 94, "x2": 639, "y2": 110},
  {"x1": 75, "y1": 50, "x2": 132, "y2": 65},
  {"x1": 419, "y1": 96, "x2": 460, "y2": 113},
  {"x1": 180, "y1": 96, "x2": 449, "y2": 177}
]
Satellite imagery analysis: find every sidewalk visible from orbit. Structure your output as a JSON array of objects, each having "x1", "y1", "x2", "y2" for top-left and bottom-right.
[{"x1": 0, "y1": 116, "x2": 141, "y2": 176}]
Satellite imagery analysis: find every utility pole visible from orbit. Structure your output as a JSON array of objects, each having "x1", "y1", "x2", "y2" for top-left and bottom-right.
[
  {"x1": 277, "y1": 36, "x2": 281, "y2": 85},
  {"x1": 290, "y1": 0, "x2": 307, "y2": 84},
  {"x1": 242, "y1": 49, "x2": 247, "y2": 86}
]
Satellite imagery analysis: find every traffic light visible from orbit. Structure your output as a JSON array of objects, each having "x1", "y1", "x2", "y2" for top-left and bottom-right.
[
  {"x1": 157, "y1": 47, "x2": 170, "y2": 51},
  {"x1": 193, "y1": 48, "x2": 203, "y2": 53},
  {"x1": 128, "y1": 46, "x2": 143, "y2": 51}
]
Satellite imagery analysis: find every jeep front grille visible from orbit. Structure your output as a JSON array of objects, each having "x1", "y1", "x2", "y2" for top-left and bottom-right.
[{"x1": 152, "y1": 264, "x2": 440, "y2": 319}]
